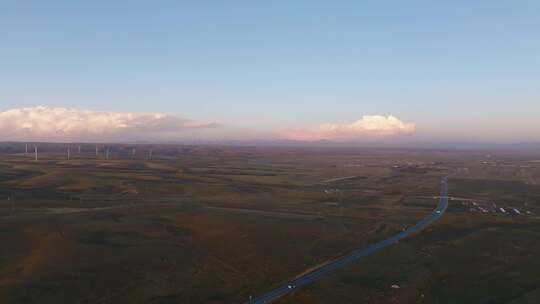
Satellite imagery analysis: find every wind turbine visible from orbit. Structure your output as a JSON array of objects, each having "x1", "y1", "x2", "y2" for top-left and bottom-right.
[{"x1": 8, "y1": 193, "x2": 15, "y2": 217}]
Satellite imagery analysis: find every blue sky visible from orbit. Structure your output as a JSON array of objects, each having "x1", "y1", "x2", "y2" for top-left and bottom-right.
[{"x1": 1, "y1": 1, "x2": 539, "y2": 142}]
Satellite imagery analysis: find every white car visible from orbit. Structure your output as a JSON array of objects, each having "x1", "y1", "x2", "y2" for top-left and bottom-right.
[
  {"x1": 287, "y1": 285, "x2": 293, "y2": 289},
  {"x1": 436, "y1": 210, "x2": 441, "y2": 214}
]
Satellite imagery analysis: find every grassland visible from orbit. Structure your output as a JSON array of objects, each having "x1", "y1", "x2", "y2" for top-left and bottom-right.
[{"x1": 0, "y1": 144, "x2": 539, "y2": 303}]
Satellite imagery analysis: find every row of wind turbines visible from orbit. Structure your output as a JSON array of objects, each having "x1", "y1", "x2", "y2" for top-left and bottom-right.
[{"x1": 24, "y1": 144, "x2": 154, "y2": 161}]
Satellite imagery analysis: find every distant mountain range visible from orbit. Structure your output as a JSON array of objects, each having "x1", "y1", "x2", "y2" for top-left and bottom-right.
[
  {"x1": 2, "y1": 139, "x2": 540, "y2": 151},
  {"x1": 151, "y1": 139, "x2": 540, "y2": 151}
]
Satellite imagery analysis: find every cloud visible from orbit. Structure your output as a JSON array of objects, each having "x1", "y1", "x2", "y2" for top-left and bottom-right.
[
  {"x1": 276, "y1": 115, "x2": 416, "y2": 141},
  {"x1": 0, "y1": 106, "x2": 216, "y2": 142}
]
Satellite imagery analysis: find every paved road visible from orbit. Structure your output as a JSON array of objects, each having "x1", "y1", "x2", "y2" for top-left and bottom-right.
[
  {"x1": 320, "y1": 175, "x2": 361, "y2": 184},
  {"x1": 244, "y1": 177, "x2": 449, "y2": 304}
]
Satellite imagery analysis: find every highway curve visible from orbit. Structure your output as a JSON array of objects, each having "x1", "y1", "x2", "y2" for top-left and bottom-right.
[{"x1": 244, "y1": 177, "x2": 449, "y2": 304}]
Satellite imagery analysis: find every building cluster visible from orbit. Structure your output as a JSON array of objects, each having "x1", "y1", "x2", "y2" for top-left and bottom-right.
[
  {"x1": 323, "y1": 188, "x2": 340, "y2": 194},
  {"x1": 460, "y1": 200, "x2": 532, "y2": 216}
]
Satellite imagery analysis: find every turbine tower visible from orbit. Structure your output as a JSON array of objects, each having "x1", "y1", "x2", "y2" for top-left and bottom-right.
[
  {"x1": 25, "y1": 143, "x2": 28, "y2": 155},
  {"x1": 8, "y1": 193, "x2": 15, "y2": 217},
  {"x1": 106, "y1": 147, "x2": 110, "y2": 160},
  {"x1": 34, "y1": 145, "x2": 38, "y2": 161},
  {"x1": 67, "y1": 147, "x2": 71, "y2": 160},
  {"x1": 95, "y1": 145, "x2": 99, "y2": 158}
]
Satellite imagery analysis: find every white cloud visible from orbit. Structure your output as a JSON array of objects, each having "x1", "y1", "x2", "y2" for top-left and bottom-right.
[
  {"x1": 276, "y1": 115, "x2": 416, "y2": 141},
  {"x1": 0, "y1": 106, "x2": 216, "y2": 142}
]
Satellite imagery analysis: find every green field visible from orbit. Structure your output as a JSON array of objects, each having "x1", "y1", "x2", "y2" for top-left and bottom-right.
[{"x1": 0, "y1": 145, "x2": 539, "y2": 303}]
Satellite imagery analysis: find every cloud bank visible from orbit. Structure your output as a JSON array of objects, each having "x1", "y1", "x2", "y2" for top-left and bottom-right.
[
  {"x1": 276, "y1": 115, "x2": 416, "y2": 141},
  {"x1": 0, "y1": 106, "x2": 216, "y2": 142}
]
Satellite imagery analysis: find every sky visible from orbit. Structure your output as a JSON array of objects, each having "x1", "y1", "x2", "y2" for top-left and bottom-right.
[{"x1": 1, "y1": 1, "x2": 539, "y2": 143}]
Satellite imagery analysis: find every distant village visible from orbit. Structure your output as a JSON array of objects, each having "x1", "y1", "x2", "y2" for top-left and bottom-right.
[{"x1": 455, "y1": 199, "x2": 532, "y2": 216}]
